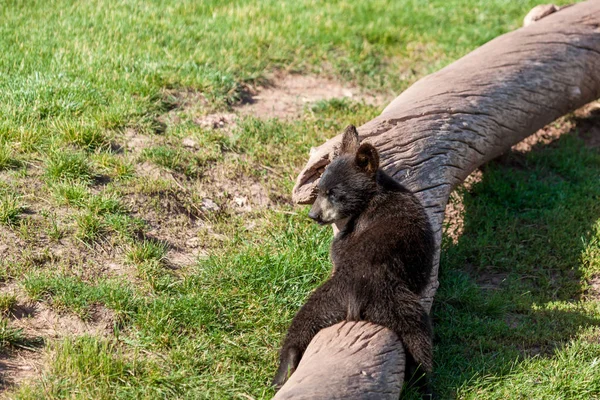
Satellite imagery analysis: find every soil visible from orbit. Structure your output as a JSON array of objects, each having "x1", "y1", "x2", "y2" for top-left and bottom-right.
[
  {"x1": 477, "y1": 271, "x2": 509, "y2": 291},
  {"x1": 0, "y1": 351, "x2": 43, "y2": 393},
  {"x1": 0, "y1": 283, "x2": 114, "y2": 391},
  {"x1": 190, "y1": 73, "x2": 387, "y2": 128},
  {"x1": 235, "y1": 73, "x2": 385, "y2": 119},
  {"x1": 124, "y1": 129, "x2": 156, "y2": 154},
  {"x1": 193, "y1": 113, "x2": 238, "y2": 131},
  {"x1": 586, "y1": 275, "x2": 600, "y2": 301},
  {"x1": 443, "y1": 170, "x2": 483, "y2": 244}
]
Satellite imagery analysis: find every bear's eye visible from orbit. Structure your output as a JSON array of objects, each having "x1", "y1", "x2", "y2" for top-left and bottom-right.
[{"x1": 327, "y1": 189, "x2": 336, "y2": 200}]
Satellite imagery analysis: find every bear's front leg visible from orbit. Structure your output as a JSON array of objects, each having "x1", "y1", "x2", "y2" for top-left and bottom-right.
[{"x1": 272, "y1": 279, "x2": 345, "y2": 389}]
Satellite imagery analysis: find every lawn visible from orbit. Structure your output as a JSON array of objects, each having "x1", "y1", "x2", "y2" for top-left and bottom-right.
[{"x1": 1, "y1": 0, "x2": 598, "y2": 399}]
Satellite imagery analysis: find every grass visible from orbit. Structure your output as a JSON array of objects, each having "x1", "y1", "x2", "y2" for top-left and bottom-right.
[
  {"x1": 126, "y1": 240, "x2": 168, "y2": 265},
  {"x1": 39, "y1": 336, "x2": 185, "y2": 399},
  {"x1": 0, "y1": 0, "x2": 595, "y2": 399},
  {"x1": 50, "y1": 180, "x2": 90, "y2": 207},
  {"x1": 74, "y1": 211, "x2": 106, "y2": 243},
  {"x1": 73, "y1": 195, "x2": 140, "y2": 244},
  {"x1": 140, "y1": 146, "x2": 204, "y2": 178},
  {"x1": 0, "y1": 319, "x2": 25, "y2": 352},
  {"x1": 0, "y1": 192, "x2": 25, "y2": 227},
  {"x1": 22, "y1": 272, "x2": 137, "y2": 321},
  {"x1": 53, "y1": 120, "x2": 111, "y2": 151},
  {"x1": 455, "y1": 339, "x2": 600, "y2": 399},
  {"x1": 430, "y1": 133, "x2": 600, "y2": 398},
  {"x1": 0, "y1": 142, "x2": 21, "y2": 170},
  {"x1": 0, "y1": 293, "x2": 17, "y2": 315},
  {"x1": 44, "y1": 150, "x2": 93, "y2": 183}
]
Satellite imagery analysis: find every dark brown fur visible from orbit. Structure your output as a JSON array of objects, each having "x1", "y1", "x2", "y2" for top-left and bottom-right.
[{"x1": 273, "y1": 125, "x2": 434, "y2": 394}]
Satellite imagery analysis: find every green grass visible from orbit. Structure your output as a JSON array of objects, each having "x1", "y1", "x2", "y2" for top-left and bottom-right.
[
  {"x1": 53, "y1": 120, "x2": 111, "y2": 151},
  {"x1": 126, "y1": 240, "x2": 168, "y2": 265},
  {"x1": 37, "y1": 336, "x2": 186, "y2": 399},
  {"x1": 86, "y1": 193, "x2": 126, "y2": 216},
  {"x1": 0, "y1": 141, "x2": 21, "y2": 170},
  {"x1": 0, "y1": 293, "x2": 17, "y2": 315},
  {"x1": 53, "y1": 188, "x2": 136, "y2": 243},
  {"x1": 429, "y1": 134, "x2": 600, "y2": 399},
  {"x1": 0, "y1": 0, "x2": 594, "y2": 399},
  {"x1": 0, "y1": 318, "x2": 25, "y2": 351},
  {"x1": 50, "y1": 180, "x2": 90, "y2": 206},
  {"x1": 0, "y1": 192, "x2": 25, "y2": 227},
  {"x1": 140, "y1": 146, "x2": 204, "y2": 178},
  {"x1": 74, "y1": 211, "x2": 106, "y2": 243},
  {"x1": 22, "y1": 272, "x2": 138, "y2": 321},
  {"x1": 456, "y1": 339, "x2": 600, "y2": 399},
  {"x1": 44, "y1": 149, "x2": 94, "y2": 183}
]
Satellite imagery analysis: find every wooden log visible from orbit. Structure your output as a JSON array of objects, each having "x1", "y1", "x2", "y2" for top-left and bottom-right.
[
  {"x1": 274, "y1": 321, "x2": 405, "y2": 400},
  {"x1": 277, "y1": 1, "x2": 600, "y2": 398}
]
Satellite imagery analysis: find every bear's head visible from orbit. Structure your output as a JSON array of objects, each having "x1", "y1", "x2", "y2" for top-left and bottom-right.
[{"x1": 308, "y1": 125, "x2": 379, "y2": 225}]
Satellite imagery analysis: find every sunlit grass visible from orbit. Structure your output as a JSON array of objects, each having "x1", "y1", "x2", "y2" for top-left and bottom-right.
[{"x1": 0, "y1": 0, "x2": 593, "y2": 399}]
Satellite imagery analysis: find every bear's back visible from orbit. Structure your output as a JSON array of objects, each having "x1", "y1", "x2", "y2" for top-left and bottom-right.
[{"x1": 332, "y1": 172, "x2": 434, "y2": 294}]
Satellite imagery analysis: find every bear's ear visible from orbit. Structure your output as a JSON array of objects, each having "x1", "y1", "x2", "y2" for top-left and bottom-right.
[
  {"x1": 355, "y1": 143, "x2": 379, "y2": 174},
  {"x1": 340, "y1": 125, "x2": 360, "y2": 155}
]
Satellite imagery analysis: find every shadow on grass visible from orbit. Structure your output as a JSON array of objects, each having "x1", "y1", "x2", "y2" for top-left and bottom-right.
[
  {"x1": 430, "y1": 112, "x2": 600, "y2": 398},
  {"x1": 0, "y1": 337, "x2": 45, "y2": 391}
]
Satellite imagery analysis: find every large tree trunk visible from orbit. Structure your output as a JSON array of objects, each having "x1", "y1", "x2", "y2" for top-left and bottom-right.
[{"x1": 275, "y1": 1, "x2": 600, "y2": 398}]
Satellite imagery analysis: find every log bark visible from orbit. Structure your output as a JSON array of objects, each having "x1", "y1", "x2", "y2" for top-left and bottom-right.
[
  {"x1": 276, "y1": 1, "x2": 600, "y2": 398},
  {"x1": 274, "y1": 322, "x2": 405, "y2": 400}
]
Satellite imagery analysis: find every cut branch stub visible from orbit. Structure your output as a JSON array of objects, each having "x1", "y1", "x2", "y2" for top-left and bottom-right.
[{"x1": 282, "y1": 1, "x2": 600, "y2": 398}]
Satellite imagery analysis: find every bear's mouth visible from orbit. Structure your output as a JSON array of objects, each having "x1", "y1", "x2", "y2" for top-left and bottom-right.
[
  {"x1": 314, "y1": 217, "x2": 329, "y2": 225},
  {"x1": 310, "y1": 215, "x2": 332, "y2": 226}
]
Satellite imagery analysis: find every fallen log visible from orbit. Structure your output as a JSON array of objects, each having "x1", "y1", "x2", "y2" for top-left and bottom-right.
[{"x1": 275, "y1": 1, "x2": 600, "y2": 398}]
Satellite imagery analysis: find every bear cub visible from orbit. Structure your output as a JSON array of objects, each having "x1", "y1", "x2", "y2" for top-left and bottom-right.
[{"x1": 273, "y1": 125, "x2": 435, "y2": 393}]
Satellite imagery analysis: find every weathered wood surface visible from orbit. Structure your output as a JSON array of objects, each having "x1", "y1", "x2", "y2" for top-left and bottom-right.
[
  {"x1": 274, "y1": 322, "x2": 405, "y2": 400},
  {"x1": 276, "y1": 1, "x2": 600, "y2": 398}
]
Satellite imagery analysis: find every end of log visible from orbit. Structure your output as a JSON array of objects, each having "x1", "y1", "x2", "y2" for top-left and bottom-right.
[
  {"x1": 291, "y1": 138, "x2": 339, "y2": 204},
  {"x1": 273, "y1": 321, "x2": 405, "y2": 400}
]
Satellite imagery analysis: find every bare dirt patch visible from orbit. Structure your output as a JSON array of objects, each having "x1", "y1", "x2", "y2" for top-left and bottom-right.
[
  {"x1": 135, "y1": 161, "x2": 174, "y2": 181},
  {"x1": 193, "y1": 113, "x2": 237, "y2": 131},
  {"x1": 126, "y1": 154, "x2": 282, "y2": 268},
  {"x1": 2, "y1": 284, "x2": 114, "y2": 340},
  {"x1": 126, "y1": 184, "x2": 203, "y2": 268},
  {"x1": 166, "y1": 73, "x2": 387, "y2": 128},
  {"x1": 0, "y1": 283, "x2": 114, "y2": 393},
  {"x1": 585, "y1": 275, "x2": 600, "y2": 300},
  {"x1": 124, "y1": 129, "x2": 156, "y2": 154},
  {"x1": 443, "y1": 169, "x2": 483, "y2": 244},
  {"x1": 199, "y1": 154, "x2": 277, "y2": 212},
  {"x1": 477, "y1": 271, "x2": 509, "y2": 291},
  {"x1": 0, "y1": 350, "x2": 43, "y2": 393},
  {"x1": 12, "y1": 304, "x2": 113, "y2": 339},
  {"x1": 235, "y1": 73, "x2": 385, "y2": 119}
]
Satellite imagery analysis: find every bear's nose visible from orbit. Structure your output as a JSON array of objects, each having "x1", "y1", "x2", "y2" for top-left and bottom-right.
[{"x1": 308, "y1": 210, "x2": 320, "y2": 222}]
